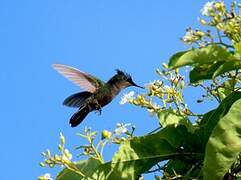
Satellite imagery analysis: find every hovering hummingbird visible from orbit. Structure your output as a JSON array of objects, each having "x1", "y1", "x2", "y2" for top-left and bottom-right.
[{"x1": 52, "y1": 64, "x2": 143, "y2": 127}]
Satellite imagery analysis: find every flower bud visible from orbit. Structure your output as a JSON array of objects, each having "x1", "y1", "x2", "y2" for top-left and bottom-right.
[
  {"x1": 216, "y1": 23, "x2": 224, "y2": 30},
  {"x1": 45, "y1": 159, "x2": 51, "y2": 164},
  {"x1": 39, "y1": 162, "x2": 46, "y2": 167},
  {"x1": 60, "y1": 133, "x2": 65, "y2": 145},
  {"x1": 214, "y1": 15, "x2": 221, "y2": 23},
  {"x1": 183, "y1": 108, "x2": 191, "y2": 115},
  {"x1": 46, "y1": 150, "x2": 51, "y2": 157},
  {"x1": 172, "y1": 78, "x2": 179, "y2": 86},
  {"x1": 101, "y1": 130, "x2": 112, "y2": 139},
  {"x1": 162, "y1": 63, "x2": 169, "y2": 69},
  {"x1": 84, "y1": 147, "x2": 93, "y2": 154},
  {"x1": 214, "y1": 3, "x2": 220, "y2": 9},
  {"x1": 214, "y1": 2, "x2": 225, "y2": 11},
  {"x1": 54, "y1": 155, "x2": 61, "y2": 161},
  {"x1": 180, "y1": 80, "x2": 185, "y2": 89},
  {"x1": 210, "y1": 12, "x2": 215, "y2": 17},
  {"x1": 58, "y1": 144, "x2": 63, "y2": 152},
  {"x1": 195, "y1": 31, "x2": 205, "y2": 37},
  {"x1": 38, "y1": 176, "x2": 45, "y2": 180},
  {"x1": 166, "y1": 98, "x2": 174, "y2": 103},
  {"x1": 199, "y1": 19, "x2": 206, "y2": 25},
  {"x1": 166, "y1": 87, "x2": 175, "y2": 95},
  {"x1": 174, "y1": 68, "x2": 179, "y2": 74}
]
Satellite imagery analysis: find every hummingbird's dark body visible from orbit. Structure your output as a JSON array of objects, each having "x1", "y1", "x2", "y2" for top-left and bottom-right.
[{"x1": 53, "y1": 64, "x2": 142, "y2": 127}]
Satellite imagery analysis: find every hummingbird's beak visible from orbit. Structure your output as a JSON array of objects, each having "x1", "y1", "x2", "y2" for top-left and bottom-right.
[{"x1": 132, "y1": 82, "x2": 144, "y2": 89}]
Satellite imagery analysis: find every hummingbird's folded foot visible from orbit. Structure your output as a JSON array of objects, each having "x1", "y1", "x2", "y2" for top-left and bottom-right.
[
  {"x1": 93, "y1": 102, "x2": 102, "y2": 115},
  {"x1": 94, "y1": 102, "x2": 102, "y2": 112},
  {"x1": 95, "y1": 109, "x2": 102, "y2": 115}
]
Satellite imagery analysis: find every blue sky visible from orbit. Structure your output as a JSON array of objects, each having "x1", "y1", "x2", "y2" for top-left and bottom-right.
[{"x1": 0, "y1": 0, "x2": 232, "y2": 179}]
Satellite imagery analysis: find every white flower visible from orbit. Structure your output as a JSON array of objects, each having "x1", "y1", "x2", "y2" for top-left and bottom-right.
[
  {"x1": 148, "y1": 109, "x2": 156, "y2": 117},
  {"x1": 120, "y1": 91, "x2": 135, "y2": 105},
  {"x1": 201, "y1": 1, "x2": 215, "y2": 16},
  {"x1": 62, "y1": 154, "x2": 71, "y2": 163},
  {"x1": 114, "y1": 123, "x2": 131, "y2": 135},
  {"x1": 163, "y1": 85, "x2": 171, "y2": 90},
  {"x1": 145, "y1": 81, "x2": 154, "y2": 88},
  {"x1": 64, "y1": 149, "x2": 72, "y2": 160},
  {"x1": 146, "y1": 80, "x2": 163, "y2": 89},
  {"x1": 182, "y1": 30, "x2": 195, "y2": 44},
  {"x1": 150, "y1": 80, "x2": 163, "y2": 85},
  {"x1": 42, "y1": 173, "x2": 52, "y2": 180}
]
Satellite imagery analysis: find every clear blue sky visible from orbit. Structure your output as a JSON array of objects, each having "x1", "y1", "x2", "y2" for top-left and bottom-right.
[{"x1": 0, "y1": 0, "x2": 233, "y2": 179}]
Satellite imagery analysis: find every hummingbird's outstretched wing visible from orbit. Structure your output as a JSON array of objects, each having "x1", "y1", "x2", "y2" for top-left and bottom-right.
[{"x1": 52, "y1": 64, "x2": 104, "y2": 93}]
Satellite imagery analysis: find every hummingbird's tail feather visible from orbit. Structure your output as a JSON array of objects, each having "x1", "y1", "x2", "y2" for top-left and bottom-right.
[
  {"x1": 63, "y1": 91, "x2": 92, "y2": 108},
  {"x1": 69, "y1": 106, "x2": 91, "y2": 127}
]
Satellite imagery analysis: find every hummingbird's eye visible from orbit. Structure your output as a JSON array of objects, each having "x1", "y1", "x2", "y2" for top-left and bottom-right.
[
  {"x1": 124, "y1": 75, "x2": 129, "y2": 80},
  {"x1": 122, "y1": 74, "x2": 130, "y2": 81}
]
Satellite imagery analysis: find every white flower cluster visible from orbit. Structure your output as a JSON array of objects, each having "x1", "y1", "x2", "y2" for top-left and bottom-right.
[
  {"x1": 201, "y1": 1, "x2": 215, "y2": 16},
  {"x1": 145, "y1": 80, "x2": 163, "y2": 91},
  {"x1": 114, "y1": 123, "x2": 131, "y2": 135},
  {"x1": 119, "y1": 91, "x2": 135, "y2": 105},
  {"x1": 62, "y1": 149, "x2": 72, "y2": 161},
  {"x1": 40, "y1": 173, "x2": 52, "y2": 180},
  {"x1": 182, "y1": 28, "x2": 205, "y2": 45},
  {"x1": 163, "y1": 85, "x2": 171, "y2": 91},
  {"x1": 183, "y1": 30, "x2": 195, "y2": 43}
]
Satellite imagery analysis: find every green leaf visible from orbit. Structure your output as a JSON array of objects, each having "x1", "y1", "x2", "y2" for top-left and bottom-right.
[
  {"x1": 163, "y1": 159, "x2": 192, "y2": 177},
  {"x1": 91, "y1": 162, "x2": 117, "y2": 180},
  {"x1": 168, "y1": 50, "x2": 189, "y2": 68},
  {"x1": 164, "y1": 159, "x2": 202, "y2": 178},
  {"x1": 194, "y1": 92, "x2": 241, "y2": 154},
  {"x1": 189, "y1": 61, "x2": 224, "y2": 83},
  {"x1": 157, "y1": 110, "x2": 194, "y2": 133},
  {"x1": 56, "y1": 158, "x2": 101, "y2": 180},
  {"x1": 201, "y1": 92, "x2": 241, "y2": 146},
  {"x1": 193, "y1": 110, "x2": 216, "y2": 153},
  {"x1": 212, "y1": 60, "x2": 241, "y2": 78},
  {"x1": 168, "y1": 45, "x2": 231, "y2": 69},
  {"x1": 92, "y1": 125, "x2": 201, "y2": 180},
  {"x1": 203, "y1": 99, "x2": 241, "y2": 179}
]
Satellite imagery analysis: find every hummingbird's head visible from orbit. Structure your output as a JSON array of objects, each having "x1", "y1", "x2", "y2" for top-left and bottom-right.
[{"x1": 111, "y1": 69, "x2": 144, "y2": 89}]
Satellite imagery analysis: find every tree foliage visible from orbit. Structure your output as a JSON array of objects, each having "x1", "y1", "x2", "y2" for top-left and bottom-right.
[{"x1": 39, "y1": 1, "x2": 241, "y2": 180}]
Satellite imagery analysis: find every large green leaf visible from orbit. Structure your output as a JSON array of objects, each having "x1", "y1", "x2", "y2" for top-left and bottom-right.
[
  {"x1": 163, "y1": 159, "x2": 193, "y2": 177},
  {"x1": 195, "y1": 92, "x2": 241, "y2": 149},
  {"x1": 56, "y1": 158, "x2": 101, "y2": 180},
  {"x1": 92, "y1": 125, "x2": 201, "y2": 180},
  {"x1": 212, "y1": 60, "x2": 241, "y2": 78},
  {"x1": 157, "y1": 110, "x2": 194, "y2": 133},
  {"x1": 203, "y1": 99, "x2": 241, "y2": 179},
  {"x1": 194, "y1": 110, "x2": 216, "y2": 152},
  {"x1": 167, "y1": 50, "x2": 189, "y2": 68},
  {"x1": 189, "y1": 61, "x2": 224, "y2": 83},
  {"x1": 168, "y1": 45, "x2": 231, "y2": 69}
]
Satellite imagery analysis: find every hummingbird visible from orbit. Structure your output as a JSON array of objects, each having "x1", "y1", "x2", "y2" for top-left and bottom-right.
[{"x1": 52, "y1": 64, "x2": 143, "y2": 127}]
